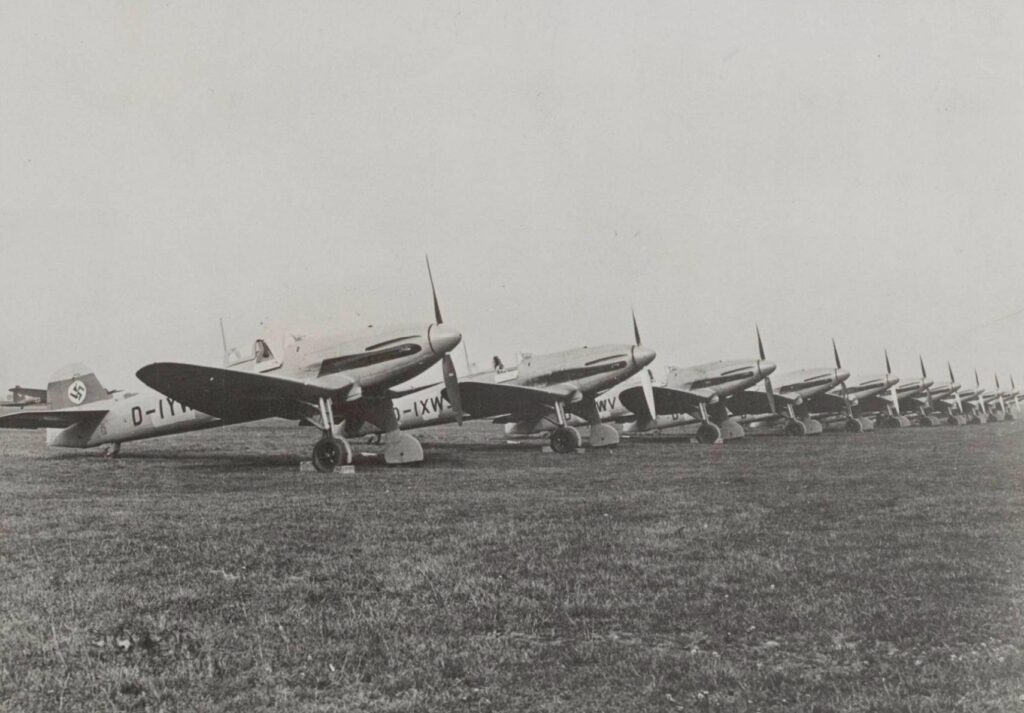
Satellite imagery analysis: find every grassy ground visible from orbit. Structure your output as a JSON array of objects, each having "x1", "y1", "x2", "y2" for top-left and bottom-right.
[{"x1": 1, "y1": 420, "x2": 1023, "y2": 712}]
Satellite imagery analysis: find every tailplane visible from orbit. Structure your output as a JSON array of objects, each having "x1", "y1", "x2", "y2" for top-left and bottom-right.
[{"x1": 46, "y1": 364, "x2": 110, "y2": 409}]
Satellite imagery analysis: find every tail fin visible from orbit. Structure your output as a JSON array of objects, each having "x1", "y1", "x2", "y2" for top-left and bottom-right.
[{"x1": 46, "y1": 364, "x2": 109, "y2": 409}]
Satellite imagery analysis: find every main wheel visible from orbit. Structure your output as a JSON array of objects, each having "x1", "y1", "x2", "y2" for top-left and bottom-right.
[
  {"x1": 312, "y1": 437, "x2": 348, "y2": 473},
  {"x1": 696, "y1": 422, "x2": 722, "y2": 444},
  {"x1": 845, "y1": 418, "x2": 864, "y2": 433},
  {"x1": 550, "y1": 426, "x2": 581, "y2": 454},
  {"x1": 785, "y1": 420, "x2": 807, "y2": 437}
]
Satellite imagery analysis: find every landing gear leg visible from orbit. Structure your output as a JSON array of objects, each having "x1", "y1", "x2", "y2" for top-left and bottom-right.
[
  {"x1": 311, "y1": 396, "x2": 352, "y2": 473},
  {"x1": 549, "y1": 401, "x2": 582, "y2": 453},
  {"x1": 695, "y1": 403, "x2": 722, "y2": 444}
]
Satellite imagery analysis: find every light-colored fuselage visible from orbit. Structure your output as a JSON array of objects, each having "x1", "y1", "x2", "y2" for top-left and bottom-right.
[
  {"x1": 826, "y1": 373, "x2": 897, "y2": 403},
  {"x1": 362, "y1": 343, "x2": 655, "y2": 433},
  {"x1": 594, "y1": 358, "x2": 774, "y2": 427},
  {"x1": 47, "y1": 389, "x2": 221, "y2": 448},
  {"x1": 754, "y1": 367, "x2": 849, "y2": 401}
]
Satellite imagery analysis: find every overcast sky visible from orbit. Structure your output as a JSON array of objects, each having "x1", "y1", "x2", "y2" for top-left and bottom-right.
[{"x1": 2, "y1": 1, "x2": 1022, "y2": 391}]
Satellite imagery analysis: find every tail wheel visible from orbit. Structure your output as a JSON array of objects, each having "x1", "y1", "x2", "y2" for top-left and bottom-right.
[
  {"x1": 696, "y1": 422, "x2": 722, "y2": 444},
  {"x1": 785, "y1": 420, "x2": 807, "y2": 437},
  {"x1": 312, "y1": 437, "x2": 350, "y2": 473},
  {"x1": 103, "y1": 443, "x2": 121, "y2": 458},
  {"x1": 550, "y1": 426, "x2": 581, "y2": 454}
]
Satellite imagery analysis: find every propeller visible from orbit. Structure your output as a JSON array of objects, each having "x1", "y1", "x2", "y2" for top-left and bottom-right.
[
  {"x1": 426, "y1": 256, "x2": 463, "y2": 425},
  {"x1": 1013, "y1": 374, "x2": 1020, "y2": 410},
  {"x1": 885, "y1": 349, "x2": 899, "y2": 415},
  {"x1": 995, "y1": 373, "x2": 1006, "y2": 413},
  {"x1": 756, "y1": 324, "x2": 777, "y2": 415},
  {"x1": 949, "y1": 362, "x2": 963, "y2": 413},
  {"x1": 832, "y1": 338, "x2": 852, "y2": 418},
  {"x1": 919, "y1": 356, "x2": 933, "y2": 409},
  {"x1": 974, "y1": 369, "x2": 985, "y2": 415},
  {"x1": 632, "y1": 309, "x2": 657, "y2": 422}
]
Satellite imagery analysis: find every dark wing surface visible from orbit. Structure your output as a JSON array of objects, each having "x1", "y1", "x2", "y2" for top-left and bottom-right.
[
  {"x1": 137, "y1": 363, "x2": 359, "y2": 422},
  {"x1": 619, "y1": 385, "x2": 714, "y2": 418},
  {"x1": 726, "y1": 389, "x2": 800, "y2": 416},
  {"x1": 451, "y1": 382, "x2": 578, "y2": 419},
  {"x1": 803, "y1": 392, "x2": 850, "y2": 414}
]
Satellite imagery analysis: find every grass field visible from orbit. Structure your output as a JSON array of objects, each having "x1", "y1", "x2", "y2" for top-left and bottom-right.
[{"x1": 1, "y1": 420, "x2": 1023, "y2": 712}]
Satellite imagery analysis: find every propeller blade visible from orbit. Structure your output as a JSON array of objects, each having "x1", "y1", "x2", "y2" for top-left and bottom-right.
[
  {"x1": 920, "y1": 356, "x2": 933, "y2": 408},
  {"x1": 832, "y1": 338, "x2": 842, "y2": 369},
  {"x1": 764, "y1": 375, "x2": 777, "y2": 415},
  {"x1": 640, "y1": 368, "x2": 657, "y2": 423},
  {"x1": 441, "y1": 354, "x2": 463, "y2": 426},
  {"x1": 975, "y1": 369, "x2": 985, "y2": 413},
  {"x1": 632, "y1": 308, "x2": 642, "y2": 346},
  {"x1": 949, "y1": 362, "x2": 963, "y2": 413},
  {"x1": 757, "y1": 325, "x2": 776, "y2": 414},
  {"x1": 426, "y1": 255, "x2": 443, "y2": 325},
  {"x1": 884, "y1": 349, "x2": 898, "y2": 415}
]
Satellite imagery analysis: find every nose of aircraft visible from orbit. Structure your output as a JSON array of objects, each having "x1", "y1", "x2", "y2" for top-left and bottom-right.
[
  {"x1": 632, "y1": 345, "x2": 657, "y2": 368},
  {"x1": 886, "y1": 374, "x2": 901, "y2": 388},
  {"x1": 428, "y1": 323, "x2": 462, "y2": 355},
  {"x1": 758, "y1": 360, "x2": 777, "y2": 377},
  {"x1": 835, "y1": 368, "x2": 851, "y2": 384}
]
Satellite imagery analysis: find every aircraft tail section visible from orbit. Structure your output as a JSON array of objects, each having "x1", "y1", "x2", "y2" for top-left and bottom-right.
[{"x1": 46, "y1": 364, "x2": 109, "y2": 410}]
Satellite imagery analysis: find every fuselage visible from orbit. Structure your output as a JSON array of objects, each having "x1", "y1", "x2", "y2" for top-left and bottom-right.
[
  {"x1": 47, "y1": 389, "x2": 221, "y2": 448},
  {"x1": 753, "y1": 367, "x2": 849, "y2": 401},
  {"x1": 363, "y1": 342, "x2": 656, "y2": 432},
  {"x1": 227, "y1": 322, "x2": 460, "y2": 394},
  {"x1": 825, "y1": 373, "x2": 898, "y2": 403},
  {"x1": 594, "y1": 358, "x2": 775, "y2": 427}
]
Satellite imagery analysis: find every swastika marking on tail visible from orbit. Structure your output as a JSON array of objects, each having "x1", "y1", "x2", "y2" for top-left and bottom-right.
[{"x1": 67, "y1": 379, "x2": 87, "y2": 405}]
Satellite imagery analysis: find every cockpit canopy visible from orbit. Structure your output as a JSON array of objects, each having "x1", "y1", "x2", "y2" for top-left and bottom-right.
[{"x1": 254, "y1": 339, "x2": 274, "y2": 363}]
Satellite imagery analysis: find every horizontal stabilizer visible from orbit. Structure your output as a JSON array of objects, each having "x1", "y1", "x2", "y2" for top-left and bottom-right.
[
  {"x1": 137, "y1": 363, "x2": 360, "y2": 421},
  {"x1": 0, "y1": 409, "x2": 108, "y2": 430},
  {"x1": 9, "y1": 386, "x2": 47, "y2": 401},
  {"x1": 450, "y1": 381, "x2": 579, "y2": 419}
]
